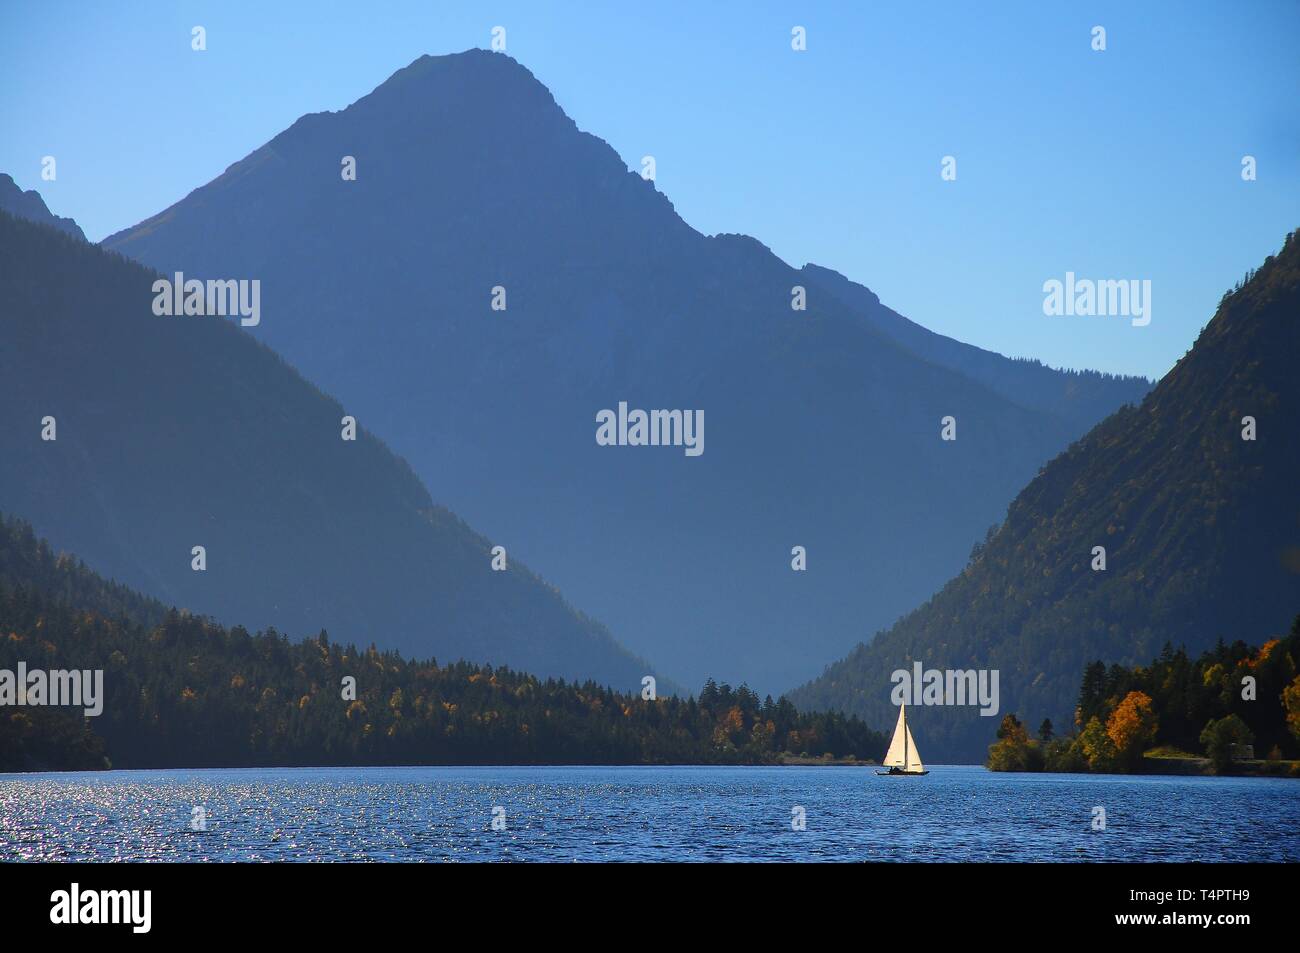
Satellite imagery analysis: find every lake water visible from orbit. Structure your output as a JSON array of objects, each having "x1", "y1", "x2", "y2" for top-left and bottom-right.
[{"x1": 1, "y1": 765, "x2": 1296, "y2": 862}]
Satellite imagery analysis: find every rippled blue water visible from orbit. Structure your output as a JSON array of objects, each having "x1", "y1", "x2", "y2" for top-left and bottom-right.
[{"x1": 1, "y1": 765, "x2": 1296, "y2": 862}]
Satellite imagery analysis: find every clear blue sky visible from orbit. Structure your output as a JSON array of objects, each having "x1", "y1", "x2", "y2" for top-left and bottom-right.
[{"x1": 2, "y1": 0, "x2": 1296, "y2": 378}]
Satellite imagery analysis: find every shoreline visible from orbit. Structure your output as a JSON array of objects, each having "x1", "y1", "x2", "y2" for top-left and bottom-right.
[
  {"x1": 987, "y1": 755, "x2": 1300, "y2": 779},
  {"x1": 0, "y1": 758, "x2": 903, "y2": 776}
]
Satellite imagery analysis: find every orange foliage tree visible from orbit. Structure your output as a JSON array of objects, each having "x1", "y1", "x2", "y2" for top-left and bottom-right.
[{"x1": 1106, "y1": 690, "x2": 1158, "y2": 767}]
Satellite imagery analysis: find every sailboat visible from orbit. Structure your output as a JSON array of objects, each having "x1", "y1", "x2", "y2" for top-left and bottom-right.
[{"x1": 876, "y1": 703, "x2": 928, "y2": 775}]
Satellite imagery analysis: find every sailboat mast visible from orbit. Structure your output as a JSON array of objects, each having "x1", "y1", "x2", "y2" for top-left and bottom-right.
[{"x1": 903, "y1": 704, "x2": 908, "y2": 769}]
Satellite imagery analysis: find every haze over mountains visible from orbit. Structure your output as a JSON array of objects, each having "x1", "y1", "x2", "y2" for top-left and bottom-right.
[
  {"x1": 104, "y1": 50, "x2": 1150, "y2": 693},
  {"x1": 792, "y1": 232, "x2": 1300, "y2": 761},
  {"x1": 798, "y1": 264, "x2": 1149, "y2": 432},
  {"x1": 0, "y1": 209, "x2": 659, "y2": 690}
]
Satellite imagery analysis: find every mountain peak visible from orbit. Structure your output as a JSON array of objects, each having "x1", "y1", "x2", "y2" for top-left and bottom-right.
[
  {"x1": 0, "y1": 173, "x2": 86, "y2": 241},
  {"x1": 340, "y1": 48, "x2": 567, "y2": 130},
  {"x1": 393, "y1": 48, "x2": 539, "y2": 83}
]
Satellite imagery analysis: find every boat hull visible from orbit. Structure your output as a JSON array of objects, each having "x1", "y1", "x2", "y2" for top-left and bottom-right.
[{"x1": 875, "y1": 770, "x2": 929, "y2": 776}]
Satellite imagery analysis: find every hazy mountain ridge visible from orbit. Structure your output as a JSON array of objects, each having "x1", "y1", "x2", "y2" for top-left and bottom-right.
[
  {"x1": 0, "y1": 209, "x2": 662, "y2": 691},
  {"x1": 798, "y1": 263, "x2": 1152, "y2": 429},
  {"x1": 790, "y1": 231, "x2": 1300, "y2": 761},
  {"x1": 104, "y1": 49, "x2": 1151, "y2": 693},
  {"x1": 0, "y1": 173, "x2": 87, "y2": 242}
]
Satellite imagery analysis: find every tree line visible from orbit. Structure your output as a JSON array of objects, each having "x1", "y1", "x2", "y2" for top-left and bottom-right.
[
  {"x1": 0, "y1": 516, "x2": 885, "y2": 771},
  {"x1": 987, "y1": 613, "x2": 1300, "y2": 775}
]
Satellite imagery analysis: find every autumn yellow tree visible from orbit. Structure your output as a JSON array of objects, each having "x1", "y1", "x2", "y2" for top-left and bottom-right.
[
  {"x1": 1282, "y1": 675, "x2": 1300, "y2": 742},
  {"x1": 1079, "y1": 716, "x2": 1117, "y2": 772},
  {"x1": 1106, "y1": 690, "x2": 1158, "y2": 768},
  {"x1": 986, "y1": 713, "x2": 1038, "y2": 771}
]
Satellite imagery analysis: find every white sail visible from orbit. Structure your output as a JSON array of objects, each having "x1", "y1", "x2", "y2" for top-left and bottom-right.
[
  {"x1": 882, "y1": 705, "x2": 908, "y2": 766},
  {"x1": 903, "y1": 719, "x2": 924, "y2": 772},
  {"x1": 882, "y1": 704, "x2": 925, "y2": 772}
]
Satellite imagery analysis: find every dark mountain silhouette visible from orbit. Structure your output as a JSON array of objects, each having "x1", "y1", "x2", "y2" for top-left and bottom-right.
[
  {"x1": 790, "y1": 231, "x2": 1300, "y2": 761},
  {"x1": 0, "y1": 209, "x2": 661, "y2": 690},
  {"x1": 104, "y1": 50, "x2": 1149, "y2": 693},
  {"x1": 0, "y1": 173, "x2": 86, "y2": 241}
]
